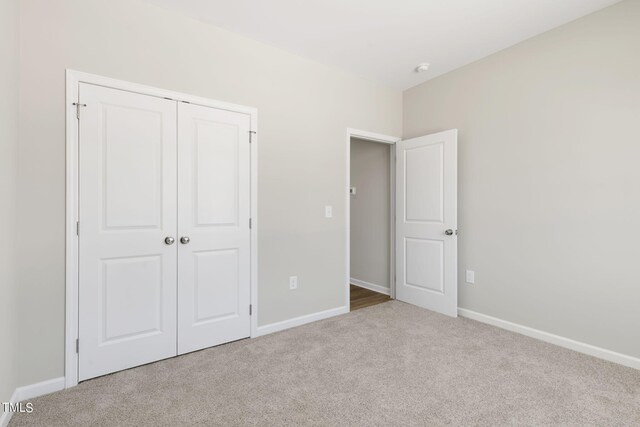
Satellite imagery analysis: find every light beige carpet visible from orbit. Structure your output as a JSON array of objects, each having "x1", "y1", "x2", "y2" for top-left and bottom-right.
[{"x1": 11, "y1": 301, "x2": 640, "y2": 426}]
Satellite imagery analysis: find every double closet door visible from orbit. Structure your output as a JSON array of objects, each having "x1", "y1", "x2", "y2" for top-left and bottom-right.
[{"x1": 77, "y1": 83, "x2": 251, "y2": 381}]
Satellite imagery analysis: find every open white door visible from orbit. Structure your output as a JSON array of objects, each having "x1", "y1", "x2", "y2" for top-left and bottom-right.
[{"x1": 396, "y1": 129, "x2": 458, "y2": 317}]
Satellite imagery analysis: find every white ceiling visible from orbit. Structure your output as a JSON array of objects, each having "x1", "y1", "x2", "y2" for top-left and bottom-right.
[{"x1": 145, "y1": 0, "x2": 621, "y2": 90}]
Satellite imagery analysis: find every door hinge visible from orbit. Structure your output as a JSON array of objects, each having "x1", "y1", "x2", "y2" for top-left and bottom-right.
[
  {"x1": 249, "y1": 218, "x2": 252, "y2": 229},
  {"x1": 249, "y1": 131, "x2": 256, "y2": 143},
  {"x1": 249, "y1": 304, "x2": 252, "y2": 315},
  {"x1": 75, "y1": 339, "x2": 79, "y2": 353},
  {"x1": 72, "y1": 102, "x2": 87, "y2": 120},
  {"x1": 76, "y1": 221, "x2": 80, "y2": 236}
]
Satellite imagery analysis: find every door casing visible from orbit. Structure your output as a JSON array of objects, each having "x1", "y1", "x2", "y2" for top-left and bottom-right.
[
  {"x1": 345, "y1": 129, "x2": 401, "y2": 308},
  {"x1": 65, "y1": 69, "x2": 258, "y2": 388}
]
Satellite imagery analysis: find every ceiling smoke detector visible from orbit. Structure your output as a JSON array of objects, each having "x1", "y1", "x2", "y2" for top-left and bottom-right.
[{"x1": 415, "y1": 63, "x2": 430, "y2": 73}]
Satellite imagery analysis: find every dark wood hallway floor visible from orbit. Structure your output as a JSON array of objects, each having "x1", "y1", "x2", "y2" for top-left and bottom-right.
[{"x1": 350, "y1": 284, "x2": 391, "y2": 311}]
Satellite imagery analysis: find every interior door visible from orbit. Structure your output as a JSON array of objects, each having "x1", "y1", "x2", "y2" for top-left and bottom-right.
[
  {"x1": 78, "y1": 84, "x2": 178, "y2": 380},
  {"x1": 395, "y1": 129, "x2": 458, "y2": 316},
  {"x1": 177, "y1": 103, "x2": 252, "y2": 354}
]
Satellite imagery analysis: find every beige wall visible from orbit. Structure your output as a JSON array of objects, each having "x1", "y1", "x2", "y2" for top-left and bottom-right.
[
  {"x1": 350, "y1": 138, "x2": 391, "y2": 290},
  {"x1": 404, "y1": 0, "x2": 640, "y2": 358},
  {"x1": 0, "y1": 0, "x2": 19, "y2": 404},
  {"x1": 16, "y1": 0, "x2": 401, "y2": 387}
]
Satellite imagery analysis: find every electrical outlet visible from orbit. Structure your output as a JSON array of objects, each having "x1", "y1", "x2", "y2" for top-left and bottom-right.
[
  {"x1": 325, "y1": 205, "x2": 333, "y2": 218},
  {"x1": 465, "y1": 270, "x2": 475, "y2": 284},
  {"x1": 289, "y1": 276, "x2": 298, "y2": 290}
]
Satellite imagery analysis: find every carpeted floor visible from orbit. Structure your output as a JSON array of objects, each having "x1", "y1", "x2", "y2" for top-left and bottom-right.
[{"x1": 11, "y1": 301, "x2": 640, "y2": 426}]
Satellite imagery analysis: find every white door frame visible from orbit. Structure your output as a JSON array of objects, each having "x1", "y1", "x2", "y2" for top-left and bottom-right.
[
  {"x1": 345, "y1": 128, "x2": 401, "y2": 309},
  {"x1": 65, "y1": 70, "x2": 259, "y2": 388}
]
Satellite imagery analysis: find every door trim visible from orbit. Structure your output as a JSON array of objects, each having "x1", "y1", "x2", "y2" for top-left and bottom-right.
[
  {"x1": 345, "y1": 128, "x2": 401, "y2": 310},
  {"x1": 65, "y1": 69, "x2": 259, "y2": 388}
]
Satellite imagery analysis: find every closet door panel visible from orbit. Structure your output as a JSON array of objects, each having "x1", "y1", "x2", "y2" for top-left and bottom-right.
[
  {"x1": 78, "y1": 83, "x2": 178, "y2": 381},
  {"x1": 177, "y1": 103, "x2": 251, "y2": 354}
]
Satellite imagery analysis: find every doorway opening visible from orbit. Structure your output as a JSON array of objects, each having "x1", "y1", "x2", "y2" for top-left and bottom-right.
[{"x1": 346, "y1": 129, "x2": 399, "y2": 311}]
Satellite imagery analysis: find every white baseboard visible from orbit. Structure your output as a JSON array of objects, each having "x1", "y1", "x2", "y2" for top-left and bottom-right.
[
  {"x1": 458, "y1": 308, "x2": 640, "y2": 370},
  {"x1": 254, "y1": 305, "x2": 349, "y2": 337},
  {"x1": 15, "y1": 377, "x2": 65, "y2": 402},
  {"x1": 1, "y1": 377, "x2": 65, "y2": 427},
  {"x1": 0, "y1": 389, "x2": 18, "y2": 427},
  {"x1": 350, "y1": 278, "x2": 390, "y2": 296}
]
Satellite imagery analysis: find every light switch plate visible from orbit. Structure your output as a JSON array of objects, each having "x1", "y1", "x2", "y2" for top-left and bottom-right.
[
  {"x1": 465, "y1": 270, "x2": 475, "y2": 284},
  {"x1": 325, "y1": 205, "x2": 333, "y2": 218},
  {"x1": 289, "y1": 276, "x2": 298, "y2": 290}
]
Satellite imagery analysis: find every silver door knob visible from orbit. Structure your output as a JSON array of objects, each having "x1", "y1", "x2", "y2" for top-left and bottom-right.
[
  {"x1": 180, "y1": 236, "x2": 190, "y2": 244},
  {"x1": 164, "y1": 237, "x2": 175, "y2": 245},
  {"x1": 444, "y1": 229, "x2": 454, "y2": 236}
]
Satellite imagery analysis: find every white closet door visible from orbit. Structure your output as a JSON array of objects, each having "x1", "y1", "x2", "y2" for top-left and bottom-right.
[
  {"x1": 396, "y1": 129, "x2": 458, "y2": 317},
  {"x1": 177, "y1": 103, "x2": 251, "y2": 354},
  {"x1": 78, "y1": 84, "x2": 178, "y2": 381}
]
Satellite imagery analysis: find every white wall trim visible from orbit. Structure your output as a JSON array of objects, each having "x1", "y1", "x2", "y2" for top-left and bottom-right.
[
  {"x1": 254, "y1": 306, "x2": 349, "y2": 337},
  {"x1": 346, "y1": 128, "x2": 400, "y2": 309},
  {"x1": 350, "y1": 278, "x2": 391, "y2": 296},
  {"x1": 65, "y1": 70, "x2": 80, "y2": 389},
  {"x1": 249, "y1": 101, "x2": 259, "y2": 341},
  {"x1": 458, "y1": 308, "x2": 640, "y2": 370},
  {"x1": 1, "y1": 377, "x2": 65, "y2": 427},
  {"x1": 65, "y1": 69, "x2": 258, "y2": 388},
  {"x1": 0, "y1": 390, "x2": 17, "y2": 427},
  {"x1": 348, "y1": 128, "x2": 401, "y2": 145},
  {"x1": 14, "y1": 377, "x2": 65, "y2": 402}
]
